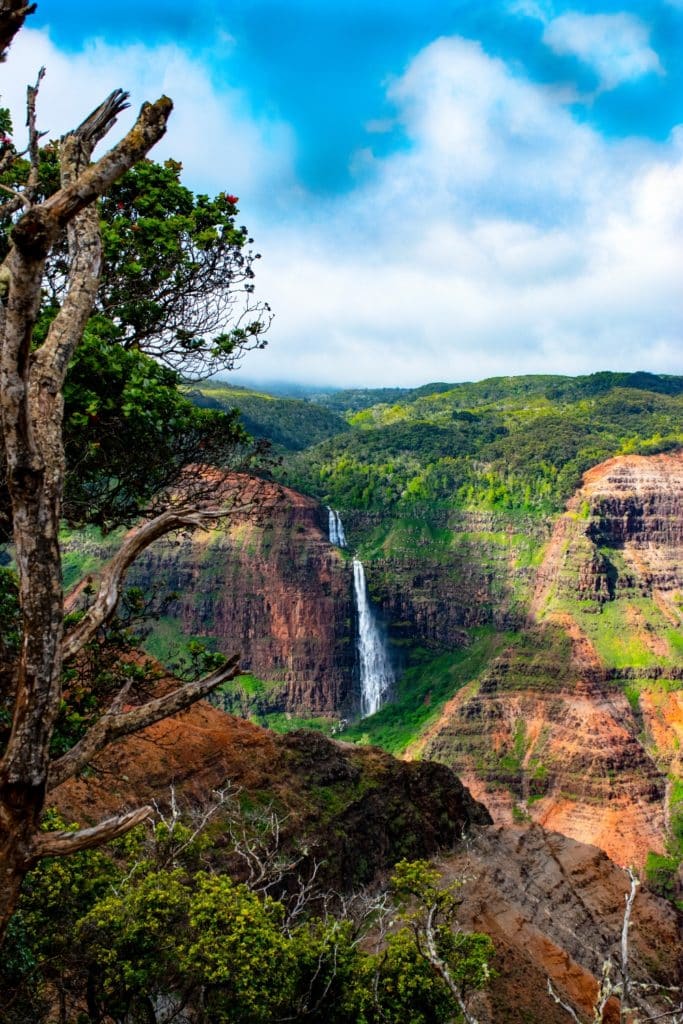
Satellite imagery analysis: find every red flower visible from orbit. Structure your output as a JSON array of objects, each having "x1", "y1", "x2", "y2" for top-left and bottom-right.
[
  {"x1": 225, "y1": 194, "x2": 239, "y2": 205},
  {"x1": 117, "y1": 202, "x2": 124, "y2": 210}
]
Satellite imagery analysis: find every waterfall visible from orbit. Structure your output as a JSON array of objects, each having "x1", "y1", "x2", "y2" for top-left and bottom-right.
[
  {"x1": 326, "y1": 508, "x2": 392, "y2": 716},
  {"x1": 327, "y1": 507, "x2": 347, "y2": 547},
  {"x1": 353, "y1": 558, "x2": 394, "y2": 717}
]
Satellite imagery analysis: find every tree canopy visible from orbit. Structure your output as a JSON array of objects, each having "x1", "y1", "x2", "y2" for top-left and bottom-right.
[
  {"x1": 0, "y1": 16, "x2": 267, "y2": 938},
  {"x1": 0, "y1": 115, "x2": 271, "y2": 538}
]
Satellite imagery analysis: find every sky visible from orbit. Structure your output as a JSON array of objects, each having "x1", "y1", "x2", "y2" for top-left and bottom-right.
[{"x1": 2, "y1": 0, "x2": 683, "y2": 387}]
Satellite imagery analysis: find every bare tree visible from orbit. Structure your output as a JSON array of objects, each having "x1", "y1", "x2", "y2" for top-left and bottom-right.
[
  {"x1": 0, "y1": 23, "x2": 249, "y2": 938},
  {"x1": 548, "y1": 868, "x2": 683, "y2": 1024}
]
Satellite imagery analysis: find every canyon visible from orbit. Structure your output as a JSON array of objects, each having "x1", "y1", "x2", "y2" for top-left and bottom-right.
[
  {"x1": 120, "y1": 451, "x2": 683, "y2": 879},
  {"x1": 31, "y1": 375, "x2": 683, "y2": 1023}
]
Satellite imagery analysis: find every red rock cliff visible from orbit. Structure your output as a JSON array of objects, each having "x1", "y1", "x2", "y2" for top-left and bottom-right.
[
  {"x1": 411, "y1": 452, "x2": 683, "y2": 869},
  {"x1": 128, "y1": 482, "x2": 356, "y2": 713}
]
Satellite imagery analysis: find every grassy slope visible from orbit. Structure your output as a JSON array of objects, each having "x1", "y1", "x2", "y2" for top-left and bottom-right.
[{"x1": 339, "y1": 628, "x2": 506, "y2": 754}]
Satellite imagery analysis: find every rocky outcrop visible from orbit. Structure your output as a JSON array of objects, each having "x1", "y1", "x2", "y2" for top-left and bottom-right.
[
  {"x1": 51, "y1": 695, "x2": 491, "y2": 891},
  {"x1": 451, "y1": 824, "x2": 681, "y2": 1023},
  {"x1": 415, "y1": 626, "x2": 668, "y2": 867},
  {"x1": 51, "y1": 698, "x2": 681, "y2": 1024}
]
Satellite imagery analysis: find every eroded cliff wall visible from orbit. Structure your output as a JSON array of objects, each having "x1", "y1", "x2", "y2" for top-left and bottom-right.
[
  {"x1": 110, "y1": 454, "x2": 683, "y2": 869},
  {"x1": 414, "y1": 452, "x2": 683, "y2": 867},
  {"x1": 128, "y1": 483, "x2": 356, "y2": 714}
]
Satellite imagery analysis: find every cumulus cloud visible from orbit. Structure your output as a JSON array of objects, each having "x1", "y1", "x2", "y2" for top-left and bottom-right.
[
  {"x1": 2, "y1": 28, "x2": 681, "y2": 387},
  {"x1": 249, "y1": 36, "x2": 682, "y2": 385},
  {"x1": 1, "y1": 28, "x2": 295, "y2": 200},
  {"x1": 542, "y1": 12, "x2": 663, "y2": 90}
]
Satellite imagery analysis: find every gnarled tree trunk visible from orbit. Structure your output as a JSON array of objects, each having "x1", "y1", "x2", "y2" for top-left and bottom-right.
[
  {"x1": 0, "y1": 26, "x2": 248, "y2": 946},
  {"x1": 0, "y1": 90, "x2": 174, "y2": 936}
]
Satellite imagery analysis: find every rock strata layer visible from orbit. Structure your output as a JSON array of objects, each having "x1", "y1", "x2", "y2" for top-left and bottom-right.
[
  {"x1": 415, "y1": 452, "x2": 683, "y2": 867},
  {"x1": 128, "y1": 481, "x2": 356, "y2": 713}
]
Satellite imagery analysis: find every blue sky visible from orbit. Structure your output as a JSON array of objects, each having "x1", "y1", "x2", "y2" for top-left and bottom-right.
[{"x1": 4, "y1": 0, "x2": 683, "y2": 385}]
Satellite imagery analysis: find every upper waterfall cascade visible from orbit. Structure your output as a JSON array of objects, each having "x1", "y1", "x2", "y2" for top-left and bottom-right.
[
  {"x1": 352, "y1": 558, "x2": 394, "y2": 718},
  {"x1": 327, "y1": 507, "x2": 347, "y2": 547}
]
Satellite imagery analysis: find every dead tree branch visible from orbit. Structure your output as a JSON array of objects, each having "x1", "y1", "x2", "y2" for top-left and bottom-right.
[
  {"x1": 31, "y1": 806, "x2": 152, "y2": 859},
  {"x1": 421, "y1": 901, "x2": 480, "y2": 1024},
  {"x1": 547, "y1": 979, "x2": 583, "y2": 1023},
  {"x1": 0, "y1": 81, "x2": 172, "y2": 939},
  {"x1": 620, "y1": 867, "x2": 639, "y2": 1018},
  {"x1": 24, "y1": 66, "x2": 46, "y2": 204},
  {"x1": 48, "y1": 655, "x2": 240, "y2": 788},
  {"x1": 0, "y1": 0, "x2": 35, "y2": 60}
]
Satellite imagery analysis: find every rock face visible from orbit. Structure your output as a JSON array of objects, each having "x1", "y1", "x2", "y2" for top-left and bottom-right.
[
  {"x1": 450, "y1": 824, "x2": 681, "y2": 1024},
  {"x1": 534, "y1": 453, "x2": 683, "y2": 616},
  {"x1": 343, "y1": 509, "x2": 547, "y2": 650},
  {"x1": 128, "y1": 482, "x2": 357, "y2": 714},
  {"x1": 414, "y1": 453, "x2": 683, "y2": 867}
]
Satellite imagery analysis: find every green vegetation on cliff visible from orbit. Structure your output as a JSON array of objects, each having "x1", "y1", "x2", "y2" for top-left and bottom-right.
[{"x1": 340, "y1": 628, "x2": 506, "y2": 754}]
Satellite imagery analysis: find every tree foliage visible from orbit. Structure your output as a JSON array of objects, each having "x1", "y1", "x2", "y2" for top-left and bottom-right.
[
  {"x1": 0, "y1": 141, "x2": 272, "y2": 538},
  {"x1": 1, "y1": 147, "x2": 270, "y2": 379},
  {"x1": 1, "y1": 799, "x2": 495, "y2": 1024},
  {"x1": 0, "y1": 17, "x2": 262, "y2": 940},
  {"x1": 286, "y1": 378, "x2": 683, "y2": 516}
]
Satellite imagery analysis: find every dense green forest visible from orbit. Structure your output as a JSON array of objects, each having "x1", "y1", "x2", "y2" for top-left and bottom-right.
[
  {"x1": 191, "y1": 380, "x2": 349, "y2": 452},
  {"x1": 196, "y1": 371, "x2": 683, "y2": 517}
]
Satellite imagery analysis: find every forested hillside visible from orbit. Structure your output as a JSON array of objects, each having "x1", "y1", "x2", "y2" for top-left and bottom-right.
[
  {"x1": 192, "y1": 380, "x2": 349, "y2": 451},
  {"x1": 283, "y1": 371, "x2": 683, "y2": 515}
]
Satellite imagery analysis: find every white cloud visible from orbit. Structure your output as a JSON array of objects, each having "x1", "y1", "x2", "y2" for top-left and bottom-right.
[
  {"x1": 507, "y1": 0, "x2": 554, "y2": 24},
  {"x1": 1, "y1": 28, "x2": 295, "y2": 200},
  {"x1": 542, "y1": 12, "x2": 663, "y2": 90},
  {"x1": 247, "y1": 36, "x2": 682, "y2": 385},
  {"x1": 2, "y1": 29, "x2": 682, "y2": 388}
]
